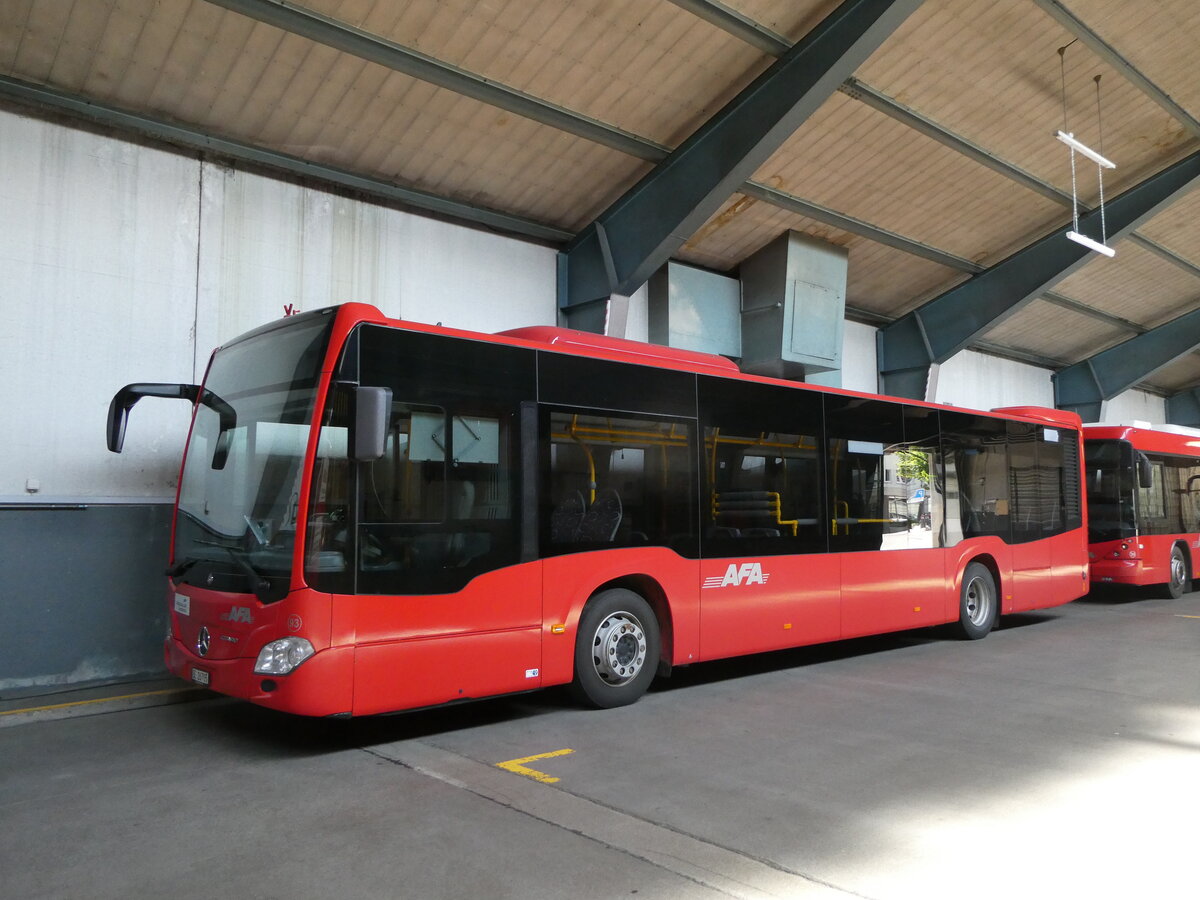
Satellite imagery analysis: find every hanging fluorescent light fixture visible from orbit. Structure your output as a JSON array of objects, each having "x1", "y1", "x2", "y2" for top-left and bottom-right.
[
  {"x1": 1055, "y1": 51, "x2": 1118, "y2": 258},
  {"x1": 1066, "y1": 229, "x2": 1116, "y2": 257},
  {"x1": 1055, "y1": 130, "x2": 1116, "y2": 169}
]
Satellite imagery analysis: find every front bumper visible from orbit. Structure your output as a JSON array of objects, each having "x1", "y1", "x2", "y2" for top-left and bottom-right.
[
  {"x1": 165, "y1": 636, "x2": 353, "y2": 717},
  {"x1": 1088, "y1": 557, "x2": 1146, "y2": 585}
]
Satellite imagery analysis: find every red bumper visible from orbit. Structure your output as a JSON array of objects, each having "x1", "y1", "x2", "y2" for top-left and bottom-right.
[
  {"x1": 165, "y1": 637, "x2": 353, "y2": 717},
  {"x1": 1088, "y1": 557, "x2": 1147, "y2": 586}
]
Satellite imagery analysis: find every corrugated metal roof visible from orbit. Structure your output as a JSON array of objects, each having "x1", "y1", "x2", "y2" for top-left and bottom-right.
[{"x1": 3, "y1": 0, "x2": 1199, "y2": 394}]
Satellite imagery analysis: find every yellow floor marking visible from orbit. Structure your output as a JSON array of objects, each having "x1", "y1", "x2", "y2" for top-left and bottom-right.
[
  {"x1": 495, "y1": 748, "x2": 574, "y2": 784},
  {"x1": 0, "y1": 687, "x2": 198, "y2": 717},
  {"x1": 1175, "y1": 614, "x2": 1200, "y2": 619}
]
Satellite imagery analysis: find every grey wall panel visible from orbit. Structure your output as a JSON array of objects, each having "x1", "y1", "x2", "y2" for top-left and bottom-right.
[{"x1": 0, "y1": 505, "x2": 171, "y2": 693}]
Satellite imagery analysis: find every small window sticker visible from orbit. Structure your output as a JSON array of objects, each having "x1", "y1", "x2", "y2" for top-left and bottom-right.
[
  {"x1": 1044, "y1": 428, "x2": 1060, "y2": 443},
  {"x1": 174, "y1": 593, "x2": 190, "y2": 616}
]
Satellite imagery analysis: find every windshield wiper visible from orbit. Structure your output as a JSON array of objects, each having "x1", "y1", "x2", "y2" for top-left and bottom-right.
[
  {"x1": 166, "y1": 557, "x2": 201, "y2": 578},
  {"x1": 219, "y1": 546, "x2": 272, "y2": 603},
  {"x1": 194, "y1": 541, "x2": 273, "y2": 602}
]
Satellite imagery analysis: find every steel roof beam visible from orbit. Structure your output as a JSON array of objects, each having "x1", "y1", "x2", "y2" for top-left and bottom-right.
[
  {"x1": 211, "y1": 0, "x2": 1200, "y2": 311},
  {"x1": 1032, "y1": 0, "x2": 1200, "y2": 138},
  {"x1": 665, "y1": 0, "x2": 792, "y2": 56},
  {"x1": 840, "y1": 79, "x2": 1200, "y2": 282},
  {"x1": 0, "y1": 76, "x2": 573, "y2": 243},
  {"x1": 203, "y1": 0, "x2": 670, "y2": 162},
  {"x1": 740, "y1": 182, "x2": 979, "y2": 273},
  {"x1": 876, "y1": 150, "x2": 1200, "y2": 399},
  {"x1": 1054, "y1": 307, "x2": 1200, "y2": 422},
  {"x1": 558, "y1": 0, "x2": 924, "y2": 316}
]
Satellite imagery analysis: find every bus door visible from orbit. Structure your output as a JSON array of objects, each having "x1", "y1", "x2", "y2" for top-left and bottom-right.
[
  {"x1": 1007, "y1": 422, "x2": 1063, "y2": 607},
  {"x1": 699, "y1": 376, "x2": 839, "y2": 658},
  {"x1": 829, "y1": 401, "x2": 946, "y2": 637},
  {"x1": 311, "y1": 326, "x2": 542, "y2": 715}
]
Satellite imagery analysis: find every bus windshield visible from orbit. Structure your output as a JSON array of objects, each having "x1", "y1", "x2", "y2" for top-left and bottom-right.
[
  {"x1": 172, "y1": 314, "x2": 333, "y2": 601},
  {"x1": 1084, "y1": 438, "x2": 1136, "y2": 543}
]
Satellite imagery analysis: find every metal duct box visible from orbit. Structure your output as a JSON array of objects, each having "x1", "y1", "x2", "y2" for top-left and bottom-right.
[
  {"x1": 647, "y1": 262, "x2": 742, "y2": 358},
  {"x1": 739, "y1": 231, "x2": 848, "y2": 380}
]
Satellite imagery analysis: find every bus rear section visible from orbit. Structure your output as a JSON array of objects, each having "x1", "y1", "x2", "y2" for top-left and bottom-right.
[
  {"x1": 110, "y1": 304, "x2": 1089, "y2": 717},
  {"x1": 1085, "y1": 424, "x2": 1200, "y2": 598}
]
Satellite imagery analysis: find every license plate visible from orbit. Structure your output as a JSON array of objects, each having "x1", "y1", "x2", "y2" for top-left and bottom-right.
[{"x1": 191, "y1": 668, "x2": 210, "y2": 686}]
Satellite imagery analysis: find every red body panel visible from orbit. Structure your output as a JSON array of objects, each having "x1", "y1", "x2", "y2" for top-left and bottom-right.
[
  {"x1": 165, "y1": 584, "x2": 350, "y2": 717},
  {"x1": 1084, "y1": 423, "x2": 1200, "y2": 588},
  {"x1": 1089, "y1": 534, "x2": 1200, "y2": 587},
  {"x1": 159, "y1": 305, "x2": 1089, "y2": 716}
]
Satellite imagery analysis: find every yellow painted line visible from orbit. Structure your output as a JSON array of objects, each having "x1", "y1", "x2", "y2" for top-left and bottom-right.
[
  {"x1": 495, "y1": 748, "x2": 575, "y2": 784},
  {"x1": 1175, "y1": 614, "x2": 1200, "y2": 619},
  {"x1": 0, "y1": 687, "x2": 199, "y2": 717}
]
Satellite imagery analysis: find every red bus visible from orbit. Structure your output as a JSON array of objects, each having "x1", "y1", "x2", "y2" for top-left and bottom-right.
[
  {"x1": 1084, "y1": 423, "x2": 1200, "y2": 597},
  {"x1": 107, "y1": 303, "x2": 1089, "y2": 717}
]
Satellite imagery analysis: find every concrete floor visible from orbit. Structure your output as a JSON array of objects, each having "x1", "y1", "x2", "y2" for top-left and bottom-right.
[{"x1": 2, "y1": 587, "x2": 1198, "y2": 900}]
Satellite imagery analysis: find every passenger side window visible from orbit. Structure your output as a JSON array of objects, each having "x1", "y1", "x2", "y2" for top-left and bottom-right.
[
  {"x1": 941, "y1": 412, "x2": 1011, "y2": 544},
  {"x1": 699, "y1": 377, "x2": 825, "y2": 557},
  {"x1": 823, "y1": 400, "x2": 944, "y2": 552},
  {"x1": 544, "y1": 410, "x2": 696, "y2": 555},
  {"x1": 1008, "y1": 422, "x2": 1077, "y2": 542},
  {"x1": 356, "y1": 401, "x2": 517, "y2": 595}
]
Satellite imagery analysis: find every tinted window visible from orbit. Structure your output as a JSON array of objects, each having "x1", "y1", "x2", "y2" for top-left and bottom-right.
[
  {"x1": 543, "y1": 409, "x2": 697, "y2": 557},
  {"x1": 826, "y1": 397, "x2": 933, "y2": 552},
  {"x1": 1084, "y1": 439, "x2": 1136, "y2": 542},
  {"x1": 537, "y1": 352, "x2": 697, "y2": 418},
  {"x1": 700, "y1": 377, "x2": 825, "y2": 557},
  {"x1": 1137, "y1": 451, "x2": 1200, "y2": 536},
  {"x1": 941, "y1": 411, "x2": 1011, "y2": 544},
  {"x1": 306, "y1": 326, "x2": 533, "y2": 595}
]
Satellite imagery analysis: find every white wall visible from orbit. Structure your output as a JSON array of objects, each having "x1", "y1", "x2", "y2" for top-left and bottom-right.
[
  {"x1": 1, "y1": 107, "x2": 556, "y2": 502},
  {"x1": 932, "y1": 350, "x2": 1055, "y2": 411},
  {"x1": 1099, "y1": 389, "x2": 1168, "y2": 426},
  {"x1": 12, "y1": 103, "x2": 1156, "y2": 505},
  {"x1": 1, "y1": 112, "x2": 200, "y2": 502}
]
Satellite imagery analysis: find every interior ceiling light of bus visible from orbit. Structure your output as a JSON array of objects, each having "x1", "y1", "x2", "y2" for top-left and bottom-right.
[{"x1": 1056, "y1": 43, "x2": 1116, "y2": 258}]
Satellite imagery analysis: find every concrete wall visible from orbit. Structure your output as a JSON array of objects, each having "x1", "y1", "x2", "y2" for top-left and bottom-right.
[
  {"x1": 0, "y1": 103, "x2": 1169, "y2": 692},
  {"x1": 0, "y1": 105, "x2": 554, "y2": 692},
  {"x1": 1100, "y1": 389, "x2": 1168, "y2": 426}
]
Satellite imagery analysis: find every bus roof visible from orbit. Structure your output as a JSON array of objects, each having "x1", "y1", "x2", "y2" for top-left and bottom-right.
[
  {"x1": 327, "y1": 303, "x2": 1079, "y2": 430},
  {"x1": 1084, "y1": 423, "x2": 1200, "y2": 455}
]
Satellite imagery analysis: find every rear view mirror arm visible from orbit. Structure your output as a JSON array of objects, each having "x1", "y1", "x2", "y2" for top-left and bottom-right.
[{"x1": 106, "y1": 383, "x2": 236, "y2": 455}]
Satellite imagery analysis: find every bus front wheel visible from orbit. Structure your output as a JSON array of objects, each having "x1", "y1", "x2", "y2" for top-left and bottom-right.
[
  {"x1": 571, "y1": 588, "x2": 660, "y2": 709},
  {"x1": 1160, "y1": 545, "x2": 1189, "y2": 599},
  {"x1": 954, "y1": 562, "x2": 997, "y2": 640}
]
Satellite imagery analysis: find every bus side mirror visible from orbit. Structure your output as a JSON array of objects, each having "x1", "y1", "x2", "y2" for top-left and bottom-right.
[
  {"x1": 351, "y1": 386, "x2": 392, "y2": 461},
  {"x1": 107, "y1": 383, "x2": 200, "y2": 452},
  {"x1": 1137, "y1": 452, "x2": 1153, "y2": 489}
]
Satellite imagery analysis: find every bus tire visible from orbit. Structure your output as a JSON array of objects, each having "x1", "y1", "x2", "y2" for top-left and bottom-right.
[
  {"x1": 571, "y1": 588, "x2": 660, "y2": 709},
  {"x1": 1160, "y1": 545, "x2": 1189, "y2": 599},
  {"x1": 954, "y1": 562, "x2": 996, "y2": 640}
]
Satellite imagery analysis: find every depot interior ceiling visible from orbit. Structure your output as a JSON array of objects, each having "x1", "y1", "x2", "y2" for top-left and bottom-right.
[{"x1": 3, "y1": 0, "x2": 1200, "y2": 394}]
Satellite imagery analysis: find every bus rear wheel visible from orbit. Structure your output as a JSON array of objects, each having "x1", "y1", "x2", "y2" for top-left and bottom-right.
[
  {"x1": 1160, "y1": 545, "x2": 1189, "y2": 599},
  {"x1": 954, "y1": 562, "x2": 996, "y2": 640},
  {"x1": 571, "y1": 588, "x2": 660, "y2": 709}
]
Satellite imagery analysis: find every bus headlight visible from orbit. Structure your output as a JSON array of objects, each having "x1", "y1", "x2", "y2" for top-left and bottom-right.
[{"x1": 254, "y1": 637, "x2": 315, "y2": 675}]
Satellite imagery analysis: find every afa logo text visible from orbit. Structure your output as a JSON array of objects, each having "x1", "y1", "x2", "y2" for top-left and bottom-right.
[{"x1": 703, "y1": 562, "x2": 770, "y2": 589}]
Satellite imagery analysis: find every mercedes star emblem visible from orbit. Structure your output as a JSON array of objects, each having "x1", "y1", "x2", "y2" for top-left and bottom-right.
[{"x1": 197, "y1": 626, "x2": 211, "y2": 657}]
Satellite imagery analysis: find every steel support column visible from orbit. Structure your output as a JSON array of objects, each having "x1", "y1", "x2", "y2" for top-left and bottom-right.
[
  {"x1": 877, "y1": 150, "x2": 1200, "y2": 399},
  {"x1": 1054, "y1": 308, "x2": 1200, "y2": 423},
  {"x1": 557, "y1": 0, "x2": 923, "y2": 328}
]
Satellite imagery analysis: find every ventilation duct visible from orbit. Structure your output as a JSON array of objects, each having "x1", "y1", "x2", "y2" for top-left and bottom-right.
[
  {"x1": 739, "y1": 231, "x2": 847, "y2": 382},
  {"x1": 647, "y1": 262, "x2": 742, "y2": 358}
]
